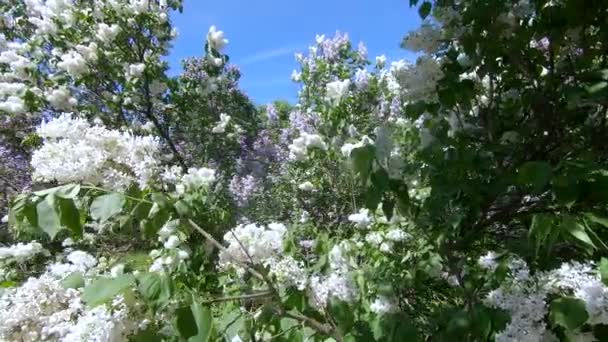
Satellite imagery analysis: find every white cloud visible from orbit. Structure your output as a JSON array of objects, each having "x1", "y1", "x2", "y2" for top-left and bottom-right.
[{"x1": 238, "y1": 45, "x2": 303, "y2": 66}]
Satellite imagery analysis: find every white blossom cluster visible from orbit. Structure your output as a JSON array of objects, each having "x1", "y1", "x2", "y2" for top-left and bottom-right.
[
  {"x1": 0, "y1": 241, "x2": 46, "y2": 263},
  {"x1": 370, "y1": 295, "x2": 398, "y2": 315},
  {"x1": 482, "y1": 253, "x2": 608, "y2": 341},
  {"x1": 309, "y1": 243, "x2": 358, "y2": 309},
  {"x1": 0, "y1": 251, "x2": 137, "y2": 341},
  {"x1": 288, "y1": 132, "x2": 328, "y2": 161},
  {"x1": 31, "y1": 113, "x2": 162, "y2": 190},
  {"x1": 391, "y1": 56, "x2": 443, "y2": 103},
  {"x1": 326, "y1": 79, "x2": 351, "y2": 104},
  {"x1": 402, "y1": 22, "x2": 443, "y2": 54},
  {"x1": 219, "y1": 222, "x2": 288, "y2": 272},
  {"x1": 149, "y1": 220, "x2": 191, "y2": 273}
]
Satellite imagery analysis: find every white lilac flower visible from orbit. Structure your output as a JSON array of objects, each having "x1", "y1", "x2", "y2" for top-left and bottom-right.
[
  {"x1": 128, "y1": 63, "x2": 145, "y2": 78},
  {"x1": 402, "y1": 22, "x2": 442, "y2": 54},
  {"x1": 326, "y1": 79, "x2": 351, "y2": 104},
  {"x1": 110, "y1": 264, "x2": 125, "y2": 277},
  {"x1": 375, "y1": 55, "x2": 387, "y2": 68},
  {"x1": 0, "y1": 96, "x2": 26, "y2": 113},
  {"x1": 370, "y1": 295, "x2": 398, "y2": 315},
  {"x1": 207, "y1": 25, "x2": 228, "y2": 50},
  {"x1": 180, "y1": 167, "x2": 216, "y2": 189},
  {"x1": 478, "y1": 251, "x2": 499, "y2": 271},
  {"x1": 385, "y1": 229, "x2": 409, "y2": 242},
  {"x1": 66, "y1": 251, "x2": 97, "y2": 271},
  {"x1": 340, "y1": 135, "x2": 374, "y2": 158},
  {"x1": 57, "y1": 51, "x2": 88, "y2": 77},
  {"x1": 348, "y1": 208, "x2": 372, "y2": 229},
  {"x1": 31, "y1": 114, "x2": 161, "y2": 190},
  {"x1": 95, "y1": 23, "x2": 120, "y2": 43},
  {"x1": 0, "y1": 241, "x2": 46, "y2": 262},
  {"x1": 46, "y1": 87, "x2": 76, "y2": 109},
  {"x1": 365, "y1": 232, "x2": 384, "y2": 246},
  {"x1": 211, "y1": 113, "x2": 231, "y2": 133},
  {"x1": 288, "y1": 132, "x2": 327, "y2": 160},
  {"x1": 310, "y1": 272, "x2": 357, "y2": 309},
  {"x1": 379, "y1": 242, "x2": 393, "y2": 253},
  {"x1": 163, "y1": 235, "x2": 181, "y2": 249},
  {"x1": 218, "y1": 222, "x2": 287, "y2": 272},
  {"x1": 267, "y1": 256, "x2": 308, "y2": 290},
  {"x1": 62, "y1": 238, "x2": 75, "y2": 247},
  {"x1": 298, "y1": 181, "x2": 315, "y2": 191}
]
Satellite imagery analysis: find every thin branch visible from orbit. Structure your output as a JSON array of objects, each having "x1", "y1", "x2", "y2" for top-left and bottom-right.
[{"x1": 201, "y1": 290, "x2": 273, "y2": 304}]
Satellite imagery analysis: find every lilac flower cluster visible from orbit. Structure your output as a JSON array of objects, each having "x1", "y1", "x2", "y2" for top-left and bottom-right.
[
  {"x1": 229, "y1": 129, "x2": 290, "y2": 208},
  {"x1": 316, "y1": 32, "x2": 350, "y2": 62}
]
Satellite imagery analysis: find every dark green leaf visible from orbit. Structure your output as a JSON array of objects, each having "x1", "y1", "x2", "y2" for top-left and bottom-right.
[
  {"x1": 549, "y1": 297, "x2": 588, "y2": 330},
  {"x1": 418, "y1": 1, "x2": 432, "y2": 19},
  {"x1": 82, "y1": 275, "x2": 135, "y2": 307},
  {"x1": 131, "y1": 328, "x2": 162, "y2": 342},
  {"x1": 90, "y1": 193, "x2": 125, "y2": 222},
  {"x1": 57, "y1": 197, "x2": 82, "y2": 238},
  {"x1": 177, "y1": 306, "x2": 198, "y2": 339},
  {"x1": 518, "y1": 161, "x2": 552, "y2": 193},
  {"x1": 329, "y1": 299, "x2": 355, "y2": 332},
  {"x1": 351, "y1": 145, "x2": 375, "y2": 182}
]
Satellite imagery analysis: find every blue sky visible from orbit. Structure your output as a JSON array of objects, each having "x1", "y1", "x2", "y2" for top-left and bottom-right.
[{"x1": 167, "y1": 0, "x2": 421, "y2": 104}]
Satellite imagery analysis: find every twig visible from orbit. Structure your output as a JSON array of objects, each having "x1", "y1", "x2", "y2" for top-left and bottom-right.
[{"x1": 201, "y1": 290, "x2": 273, "y2": 304}]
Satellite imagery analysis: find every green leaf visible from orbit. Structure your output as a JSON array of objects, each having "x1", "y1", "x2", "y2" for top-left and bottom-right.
[
  {"x1": 57, "y1": 197, "x2": 82, "y2": 238},
  {"x1": 177, "y1": 306, "x2": 198, "y2": 339},
  {"x1": 518, "y1": 161, "x2": 552, "y2": 193},
  {"x1": 562, "y1": 217, "x2": 596, "y2": 250},
  {"x1": 329, "y1": 298, "x2": 355, "y2": 332},
  {"x1": 370, "y1": 168, "x2": 389, "y2": 192},
  {"x1": 131, "y1": 328, "x2": 162, "y2": 342},
  {"x1": 82, "y1": 275, "x2": 135, "y2": 307},
  {"x1": 351, "y1": 145, "x2": 375, "y2": 182},
  {"x1": 529, "y1": 214, "x2": 553, "y2": 256},
  {"x1": 549, "y1": 297, "x2": 588, "y2": 330},
  {"x1": 61, "y1": 272, "x2": 85, "y2": 289},
  {"x1": 418, "y1": 1, "x2": 432, "y2": 19},
  {"x1": 137, "y1": 272, "x2": 162, "y2": 302},
  {"x1": 364, "y1": 185, "x2": 383, "y2": 211},
  {"x1": 175, "y1": 200, "x2": 192, "y2": 217},
  {"x1": 36, "y1": 194, "x2": 62, "y2": 239},
  {"x1": 55, "y1": 184, "x2": 81, "y2": 199},
  {"x1": 188, "y1": 300, "x2": 213, "y2": 342},
  {"x1": 600, "y1": 258, "x2": 608, "y2": 287},
  {"x1": 584, "y1": 212, "x2": 608, "y2": 228},
  {"x1": 90, "y1": 193, "x2": 125, "y2": 222}
]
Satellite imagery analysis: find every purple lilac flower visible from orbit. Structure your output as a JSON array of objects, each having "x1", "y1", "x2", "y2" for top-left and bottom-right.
[
  {"x1": 357, "y1": 41, "x2": 368, "y2": 60},
  {"x1": 229, "y1": 174, "x2": 260, "y2": 208},
  {"x1": 354, "y1": 69, "x2": 369, "y2": 90},
  {"x1": 390, "y1": 97, "x2": 402, "y2": 119},
  {"x1": 289, "y1": 110, "x2": 319, "y2": 134},
  {"x1": 317, "y1": 32, "x2": 350, "y2": 62},
  {"x1": 266, "y1": 103, "x2": 278, "y2": 124}
]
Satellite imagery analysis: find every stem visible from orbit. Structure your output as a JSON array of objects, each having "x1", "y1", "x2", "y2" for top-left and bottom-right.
[
  {"x1": 80, "y1": 185, "x2": 153, "y2": 204},
  {"x1": 201, "y1": 290, "x2": 273, "y2": 304}
]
